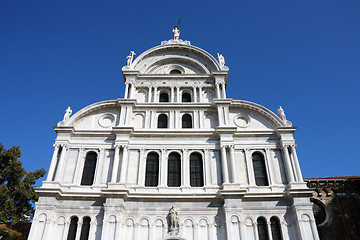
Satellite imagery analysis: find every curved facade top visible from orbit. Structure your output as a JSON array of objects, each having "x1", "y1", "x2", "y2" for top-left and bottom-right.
[{"x1": 30, "y1": 29, "x2": 319, "y2": 240}]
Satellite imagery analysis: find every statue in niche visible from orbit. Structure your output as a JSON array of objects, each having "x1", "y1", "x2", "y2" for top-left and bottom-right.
[
  {"x1": 277, "y1": 106, "x2": 292, "y2": 127},
  {"x1": 173, "y1": 26, "x2": 180, "y2": 40},
  {"x1": 63, "y1": 106, "x2": 72, "y2": 121},
  {"x1": 126, "y1": 51, "x2": 136, "y2": 66},
  {"x1": 217, "y1": 53, "x2": 225, "y2": 67},
  {"x1": 168, "y1": 205, "x2": 179, "y2": 235}
]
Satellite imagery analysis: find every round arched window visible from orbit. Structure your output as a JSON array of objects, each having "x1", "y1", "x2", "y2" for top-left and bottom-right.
[
  {"x1": 311, "y1": 198, "x2": 328, "y2": 226},
  {"x1": 170, "y1": 69, "x2": 182, "y2": 75}
]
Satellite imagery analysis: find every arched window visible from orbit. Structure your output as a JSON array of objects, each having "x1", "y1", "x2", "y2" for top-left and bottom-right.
[
  {"x1": 182, "y1": 114, "x2": 192, "y2": 128},
  {"x1": 159, "y1": 92, "x2": 169, "y2": 102},
  {"x1": 81, "y1": 152, "x2": 97, "y2": 186},
  {"x1": 270, "y1": 217, "x2": 282, "y2": 240},
  {"x1": 257, "y1": 217, "x2": 269, "y2": 240},
  {"x1": 182, "y1": 92, "x2": 191, "y2": 102},
  {"x1": 79, "y1": 217, "x2": 91, "y2": 240},
  {"x1": 170, "y1": 69, "x2": 182, "y2": 75},
  {"x1": 190, "y1": 152, "x2": 204, "y2": 187},
  {"x1": 145, "y1": 152, "x2": 159, "y2": 187},
  {"x1": 67, "y1": 216, "x2": 79, "y2": 240},
  {"x1": 168, "y1": 152, "x2": 181, "y2": 187},
  {"x1": 252, "y1": 152, "x2": 269, "y2": 186},
  {"x1": 157, "y1": 114, "x2": 168, "y2": 128}
]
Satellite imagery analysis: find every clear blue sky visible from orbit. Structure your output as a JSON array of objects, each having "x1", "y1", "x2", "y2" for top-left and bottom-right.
[{"x1": 1, "y1": 1, "x2": 359, "y2": 186}]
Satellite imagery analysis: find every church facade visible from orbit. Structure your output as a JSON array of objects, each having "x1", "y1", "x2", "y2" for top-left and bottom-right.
[{"x1": 28, "y1": 30, "x2": 319, "y2": 240}]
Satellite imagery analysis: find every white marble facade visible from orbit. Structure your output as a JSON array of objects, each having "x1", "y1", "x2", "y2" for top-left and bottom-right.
[{"x1": 29, "y1": 32, "x2": 319, "y2": 240}]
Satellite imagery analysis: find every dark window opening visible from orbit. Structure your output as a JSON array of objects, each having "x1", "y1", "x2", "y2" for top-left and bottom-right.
[
  {"x1": 170, "y1": 69, "x2": 181, "y2": 74},
  {"x1": 312, "y1": 200, "x2": 327, "y2": 226},
  {"x1": 145, "y1": 152, "x2": 159, "y2": 187},
  {"x1": 81, "y1": 152, "x2": 97, "y2": 186},
  {"x1": 270, "y1": 217, "x2": 282, "y2": 240},
  {"x1": 79, "y1": 217, "x2": 91, "y2": 240},
  {"x1": 157, "y1": 114, "x2": 168, "y2": 128},
  {"x1": 190, "y1": 153, "x2": 204, "y2": 187},
  {"x1": 257, "y1": 217, "x2": 269, "y2": 240},
  {"x1": 182, "y1": 93, "x2": 191, "y2": 102},
  {"x1": 67, "y1": 217, "x2": 79, "y2": 240},
  {"x1": 182, "y1": 114, "x2": 192, "y2": 128},
  {"x1": 160, "y1": 92, "x2": 169, "y2": 102},
  {"x1": 252, "y1": 152, "x2": 269, "y2": 186},
  {"x1": 168, "y1": 152, "x2": 181, "y2": 187}
]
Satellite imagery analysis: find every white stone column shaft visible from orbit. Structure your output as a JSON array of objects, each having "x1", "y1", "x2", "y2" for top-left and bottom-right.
[
  {"x1": 216, "y1": 83, "x2": 221, "y2": 98},
  {"x1": 217, "y1": 106, "x2": 224, "y2": 126},
  {"x1": 130, "y1": 83, "x2": 135, "y2": 99},
  {"x1": 265, "y1": 148, "x2": 276, "y2": 185},
  {"x1": 193, "y1": 86, "x2": 197, "y2": 103},
  {"x1": 124, "y1": 84, "x2": 129, "y2": 99},
  {"x1": 229, "y1": 145, "x2": 238, "y2": 183},
  {"x1": 220, "y1": 146, "x2": 229, "y2": 184},
  {"x1": 194, "y1": 110, "x2": 199, "y2": 128},
  {"x1": 125, "y1": 106, "x2": 132, "y2": 125},
  {"x1": 204, "y1": 149, "x2": 211, "y2": 186},
  {"x1": 182, "y1": 149, "x2": 190, "y2": 187},
  {"x1": 119, "y1": 105, "x2": 126, "y2": 126},
  {"x1": 148, "y1": 86, "x2": 152, "y2": 102},
  {"x1": 199, "y1": 110, "x2": 204, "y2": 129},
  {"x1": 244, "y1": 149, "x2": 256, "y2": 186},
  {"x1": 198, "y1": 86, "x2": 203, "y2": 102},
  {"x1": 111, "y1": 145, "x2": 120, "y2": 183},
  {"x1": 119, "y1": 145, "x2": 129, "y2": 184},
  {"x1": 154, "y1": 87, "x2": 158, "y2": 103},
  {"x1": 267, "y1": 222, "x2": 273, "y2": 240},
  {"x1": 55, "y1": 144, "x2": 69, "y2": 182},
  {"x1": 290, "y1": 145, "x2": 304, "y2": 182},
  {"x1": 137, "y1": 148, "x2": 146, "y2": 186},
  {"x1": 171, "y1": 86, "x2": 174, "y2": 103},
  {"x1": 221, "y1": 84, "x2": 227, "y2": 99},
  {"x1": 224, "y1": 106, "x2": 230, "y2": 125},
  {"x1": 94, "y1": 148, "x2": 105, "y2": 185},
  {"x1": 46, "y1": 144, "x2": 60, "y2": 181},
  {"x1": 160, "y1": 149, "x2": 167, "y2": 187},
  {"x1": 176, "y1": 86, "x2": 180, "y2": 103},
  {"x1": 281, "y1": 145, "x2": 295, "y2": 183},
  {"x1": 73, "y1": 148, "x2": 85, "y2": 185}
]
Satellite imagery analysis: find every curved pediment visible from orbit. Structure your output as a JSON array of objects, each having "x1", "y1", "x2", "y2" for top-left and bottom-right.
[{"x1": 128, "y1": 44, "x2": 225, "y2": 75}]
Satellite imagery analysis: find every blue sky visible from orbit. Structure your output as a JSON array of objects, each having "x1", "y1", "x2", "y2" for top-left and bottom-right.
[{"x1": 1, "y1": 0, "x2": 359, "y2": 186}]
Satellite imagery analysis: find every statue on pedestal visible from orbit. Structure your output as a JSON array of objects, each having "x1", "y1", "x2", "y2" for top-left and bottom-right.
[
  {"x1": 168, "y1": 205, "x2": 179, "y2": 235},
  {"x1": 217, "y1": 53, "x2": 225, "y2": 67},
  {"x1": 63, "y1": 106, "x2": 72, "y2": 121},
  {"x1": 126, "y1": 51, "x2": 136, "y2": 67},
  {"x1": 277, "y1": 106, "x2": 292, "y2": 127},
  {"x1": 173, "y1": 26, "x2": 180, "y2": 40}
]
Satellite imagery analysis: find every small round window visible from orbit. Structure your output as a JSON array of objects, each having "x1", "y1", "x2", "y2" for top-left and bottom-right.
[
  {"x1": 170, "y1": 69, "x2": 182, "y2": 75},
  {"x1": 311, "y1": 198, "x2": 329, "y2": 226}
]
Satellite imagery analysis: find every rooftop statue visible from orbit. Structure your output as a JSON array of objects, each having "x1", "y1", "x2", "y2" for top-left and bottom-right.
[
  {"x1": 63, "y1": 106, "x2": 72, "y2": 121},
  {"x1": 126, "y1": 51, "x2": 136, "y2": 67},
  {"x1": 277, "y1": 106, "x2": 292, "y2": 127},
  {"x1": 217, "y1": 53, "x2": 225, "y2": 68},
  {"x1": 173, "y1": 26, "x2": 180, "y2": 40}
]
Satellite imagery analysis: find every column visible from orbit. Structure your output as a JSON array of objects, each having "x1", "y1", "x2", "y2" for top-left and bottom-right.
[
  {"x1": 119, "y1": 145, "x2": 129, "y2": 184},
  {"x1": 193, "y1": 86, "x2": 197, "y2": 103},
  {"x1": 130, "y1": 83, "x2": 135, "y2": 99},
  {"x1": 119, "y1": 105, "x2": 126, "y2": 126},
  {"x1": 224, "y1": 106, "x2": 230, "y2": 125},
  {"x1": 221, "y1": 84, "x2": 227, "y2": 99},
  {"x1": 229, "y1": 145, "x2": 238, "y2": 183},
  {"x1": 160, "y1": 149, "x2": 167, "y2": 187},
  {"x1": 46, "y1": 144, "x2": 60, "y2": 181},
  {"x1": 239, "y1": 220, "x2": 247, "y2": 240},
  {"x1": 124, "y1": 84, "x2": 129, "y2": 99},
  {"x1": 281, "y1": 144, "x2": 295, "y2": 183},
  {"x1": 125, "y1": 106, "x2": 132, "y2": 125},
  {"x1": 217, "y1": 106, "x2": 224, "y2": 126},
  {"x1": 151, "y1": 110, "x2": 156, "y2": 128},
  {"x1": 290, "y1": 145, "x2": 304, "y2": 182},
  {"x1": 148, "y1": 86, "x2": 152, "y2": 102},
  {"x1": 145, "y1": 110, "x2": 150, "y2": 128},
  {"x1": 198, "y1": 86, "x2": 203, "y2": 103},
  {"x1": 265, "y1": 148, "x2": 276, "y2": 185},
  {"x1": 216, "y1": 83, "x2": 221, "y2": 98},
  {"x1": 169, "y1": 111, "x2": 174, "y2": 129},
  {"x1": 182, "y1": 149, "x2": 190, "y2": 187},
  {"x1": 176, "y1": 86, "x2": 180, "y2": 103},
  {"x1": 73, "y1": 148, "x2": 85, "y2": 185},
  {"x1": 220, "y1": 146, "x2": 229, "y2": 184},
  {"x1": 75, "y1": 220, "x2": 82, "y2": 240},
  {"x1": 94, "y1": 148, "x2": 105, "y2": 185},
  {"x1": 171, "y1": 86, "x2": 174, "y2": 103},
  {"x1": 154, "y1": 87, "x2": 158, "y2": 103},
  {"x1": 175, "y1": 111, "x2": 179, "y2": 129},
  {"x1": 137, "y1": 149, "x2": 146, "y2": 186},
  {"x1": 194, "y1": 110, "x2": 199, "y2": 128},
  {"x1": 101, "y1": 149, "x2": 109, "y2": 184},
  {"x1": 55, "y1": 144, "x2": 69, "y2": 182},
  {"x1": 111, "y1": 145, "x2": 120, "y2": 183},
  {"x1": 204, "y1": 149, "x2": 211, "y2": 186},
  {"x1": 244, "y1": 149, "x2": 256, "y2": 186},
  {"x1": 199, "y1": 110, "x2": 204, "y2": 129},
  {"x1": 267, "y1": 221, "x2": 273, "y2": 240}
]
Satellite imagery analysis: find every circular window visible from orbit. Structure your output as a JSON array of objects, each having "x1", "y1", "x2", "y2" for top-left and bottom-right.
[
  {"x1": 234, "y1": 114, "x2": 250, "y2": 128},
  {"x1": 98, "y1": 114, "x2": 115, "y2": 128},
  {"x1": 311, "y1": 198, "x2": 329, "y2": 227}
]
